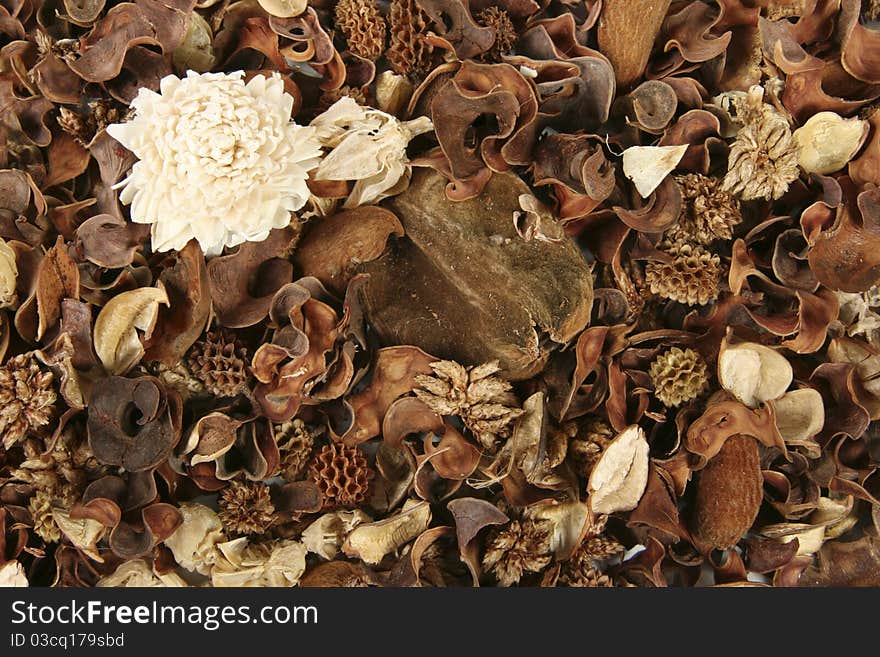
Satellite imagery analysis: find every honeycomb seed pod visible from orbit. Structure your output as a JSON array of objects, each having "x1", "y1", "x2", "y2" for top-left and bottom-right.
[
  {"x1": 186, "y1": 330, "x2": 249, "y2": 398},
  {"x1": 645, "y1": 241, "x2": 722, "y2": 306},
  {"x1": 309, "y1": 443, "x2": 374, "y2": 509},
  {"x1": 386, "y1": 0, "x2": 433, "y2": 78},
  {"x1": 649, "y1": 347, "x2": 709, "y2": 407},
  {"x1": 335, "y1": 0, "x2": 387, "y2": 61}
]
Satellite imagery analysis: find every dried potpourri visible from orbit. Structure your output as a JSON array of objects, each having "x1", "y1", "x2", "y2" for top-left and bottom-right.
[{"x1": 3, "y1": 0, "x2": 880, "y2": 590}]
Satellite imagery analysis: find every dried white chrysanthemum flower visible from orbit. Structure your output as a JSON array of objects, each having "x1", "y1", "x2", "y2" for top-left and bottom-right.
[
  {"x1": 107, "y1": 71, "x2": 323, "y2": 255},
  {"x1": 310, "y1": 96, "x2": 433, "y2": 208},
  {"x1": 0, "y1": 238, "x2": 18, "y2": 309}
]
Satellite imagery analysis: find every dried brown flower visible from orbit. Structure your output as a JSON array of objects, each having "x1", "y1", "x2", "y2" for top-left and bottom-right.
[
  {"x1": 645, "y1": 241, "x2": 722, "y2": 306},
  {"x1": 722, "y1": 86, "x2": 799, "y2": 201},
  {"x1": 186, "y1": 330, "x2": 249, "y2": 398},
  {"x1": 57, "y1": 101, "x2": 127, "y2": 147},
  {"x1": 218, "y1": 481, "x2": 276, "y2": 536},
  {"x1": 477, "y1": 7, "x2": 516, "y2": 62},
  {"x1": 414, "y1": 360, "x2": 524, "y2": 450},
  {"x1": 28, "y1": 490, "x2": 62, "y2": 544},
  {"x1": 276, "y1": 419, "x2": 315, "y2": 481},
  {"x1": 482, "y1": 519, "x2": 553, "y2": 586},
  {"x1": 0, "y1": 354, "x2": 57, "y2": 449},
  {"x1": 649, "y1": 347, "x2": 709, "y2": 407},
  {"x1": 864, "y1": 0, "x2": 880, "y2": 21},
  {"x1": 309, "y1": 443, "x2": 374, "y2": 509},
  {"x1": 144, "y1": 360, "x2": 206, "y2": 400},
  {"x1": 669, "y1": 174, "x2": 741, "y2": 244},
  {"x1": 10, "y1": 435, "x2": 103, "y2": 501},
  {"x1": 567, "y1": 417, "x2": 615, "y2": 478},
  {"x1": 335, "y1": 0, "x2": 387, "y2": 61},
  {"x1": 387, "y1": 0, "x2": 433, "y2": 78}
]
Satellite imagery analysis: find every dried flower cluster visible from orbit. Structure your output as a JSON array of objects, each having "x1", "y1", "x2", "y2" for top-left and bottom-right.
[{"x1": 2, "y1": 0, "x2": 879, "y2": 590}]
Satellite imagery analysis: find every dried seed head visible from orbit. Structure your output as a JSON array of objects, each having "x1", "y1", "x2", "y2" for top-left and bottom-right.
[
  {"x1": 276, "y1": 419, "x2": 315, "y2": 481},
  {"x1": 864, "y1": 0, "x2": 880, "y2": 21},
  {"x1": 144, "y1": 360, "x2": 206, "y2": 400},
  {"x1": 670, "y1": 174, "x2": 741, "y2": 244},
  {"x1": 477, "y1": 7, "x2": 517, "y2": 62},
  {"x1": 414, "y1": 359, "x2": 524, "y2": 450},
  {"x1": 218, "y1": 481, "x2": 276, "y2": 536},
  {"x1": 335, "y1": 0, "x2": 387, "y2": 61},
  {"x1": 186, "y1": 330, "x2": 249, "y2": 398},
  {"x1": 722, "y1": 85, "x2": 799, "y2": 201},
  {"x1": 645, "y1": 241, "x2": 722, "y2": 306},
  {"x1": 482, "y1": 519, "x2": 553, "y2": 586},
  {"x1": 387, "y1": 0, "x2": 434, "y2": 78},
  {"x1": 28, "y1": 490, "x2": 62, "y2": 544},
  {"x1": 649, "y1": 347, "x2": 709, "y2": 407},
  {"x1": 567, "y1": 417, "x2": 615, "y2": 478},
  {"x1": 309, "y1": 443, "x2": 374, "y2": 509},
  {"x1": 0, "y1": 354, "x2": 58, "y2": 449}
]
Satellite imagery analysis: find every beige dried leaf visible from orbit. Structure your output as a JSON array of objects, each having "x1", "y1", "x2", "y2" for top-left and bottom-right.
[
  {"x1": 0, "y1": 238, "x2": 18, "y2": 310},
  {"x1": 302, "y1": 509, "x2": 371, "y2": 560},
  {"x1": 163, "y1": 502, "x2": 225, "y2": 575},
  {"x1": 211, "y1": 537, "x2": 308, "y2": 587},
  {"x1": 718, "y1": 340, "x2": 792, "y2": 408},
  {"x1": 760, "y1": 496, "x2": 854, "y2": 556},
  {"x1": 524, "y1": 500, "x2": 591, "y2": 560},
  {"x1": 256, "y1": 0, "x2": 306, "y2": 17},
  {"x1": 621, "y1": 144, "x2": 688, "y2": 198},
  {"x1": 97, "y1": 560, "x2": 188, "y2": 587},
  {"x1": 793, "y1": 111, "x2": 869, "y2": 175},
  {"x1": 52, "y1": 508, "x2": 106, "y2": 562},
  {"x1": 588, "y1": 425, "x2": 650, "y2": 515},
  {"x1": 0, "y1": 560, "x2": 27, "y2": 587},
  {"x1": 768, "y1": 388, "x2": 824, "y2": 451},
  {"x1": 94, "y1": 285, "x2": 169, "y2": 375},
  {"x1": 342, "y1": 499, "x2": 431, "y2": 564}
]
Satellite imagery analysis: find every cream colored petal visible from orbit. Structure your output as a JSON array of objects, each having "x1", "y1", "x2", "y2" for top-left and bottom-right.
[{"x1": 621, "y1": 144, "x2": 688, "y2": 198}]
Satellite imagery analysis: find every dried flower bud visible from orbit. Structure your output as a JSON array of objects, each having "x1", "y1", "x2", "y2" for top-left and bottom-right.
[
  {"x1": 387, "y1": 0, "x2": 433, "y2": 78},
  {"x1": 567, "y1": 417, "x2": 615, "y2": 478},
  {"x1": 414, "y1": 360, "x2": 524, "y2": 450},
  {"x1": 335, "y1": 0, "x2": 387, "y2": 61},
  {"x1": 186, "y1": 330, "x2": 249, "y2": 398},
  {"x1": 28, "y1": 490, "x2": 62, "y2": 544},
  {"x1": 276, "y1": 419, "x2": 315, "y2": 481},
  {"x1": 669, "y1": 174, "x2": 741, "y2": 244},
  {"x1": 482, "y1": 519, "x2": 553, "y2": 586},
  {"x1": 477, "y1": 7, "x2": 516, "y2": 62},
  {"x1": 0, "y1": 354, "x2": 57, "y2": 449},
  {"x1": 722, "y1": 85, "x2": 799, "y2": 201},
  {"x1": 645, "y1": 241, "x2": 722, "y2": 306},
  {"x1": 0, "y1": 238, "x2": 18, "y2": 309},
  {"x1": 309, "y1": 443, "x2": 374, "y2": 509},
  {"x1": 649, "y1": 347, "x2": 709, "y2": 407},
  {"x1": 218, "y1": 481, "x2": 276, "y2": 536}
]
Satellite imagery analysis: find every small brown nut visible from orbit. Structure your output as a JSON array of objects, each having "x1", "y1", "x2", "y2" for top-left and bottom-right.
[{"x1": 690, "y1": 434, "x2": 763, "y2": 551}]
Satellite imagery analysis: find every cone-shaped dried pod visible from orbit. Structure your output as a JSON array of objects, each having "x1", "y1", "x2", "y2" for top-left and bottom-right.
[
  {"x1": 669, "y1": 174, "x2": 741, "y2": 244},
  {"x1": 482, "y1": 519, "x2": 553, "y2": 586},
  {"x1": 335, "y1": 0, "x2": 387, "y2": 61},
  {"x1": 218, "y1": 481, "x2": 276, "y2": 535},
  {"x1": 477, "y1": 7, "x2": 516, "y2": 62},
  {"x1": 186, "y1": 329, "x2": 249, "y2": 398},
  {"x1": 690, "y1": 434, "x2": 763, "y2": 551},
  {"x1": 360, "y1": 169, "x2": 593, "y2": 380},
  {"x1": 387, "y1": 0, "x2": 433, "y2": 78}
]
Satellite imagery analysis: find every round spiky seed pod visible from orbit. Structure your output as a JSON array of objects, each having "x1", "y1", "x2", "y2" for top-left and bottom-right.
[
  {"x1": 335, "y1": 0, "x2": 387, "y2": 61},
  {"x1": 218, "y1": 481, "x2": 276, "y2": 535},
  {"x1": 649, "y1": 347, "x2": 709, "y2": 407},
  {"x1": 186, "y1": 330, "x2": 249, "y2": 398},
  {"x1": 0, "y1": 354, "x2": 57, "y2": 450},
  {"x1": 477, "y1": 7, "x2": 517, "y2": 62},
  {"x1": 670, "y1": 174, "x2": 742, "y2": 244},
  {"x1": 309, "y1": 443, "x2": 374, "y2": 509},
  {"x1": 482, "y1": 519, "x2": 553, "y2": 586},
  {"x1": 645, "y1": 241, "x2": 722, "y2": 306}
]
